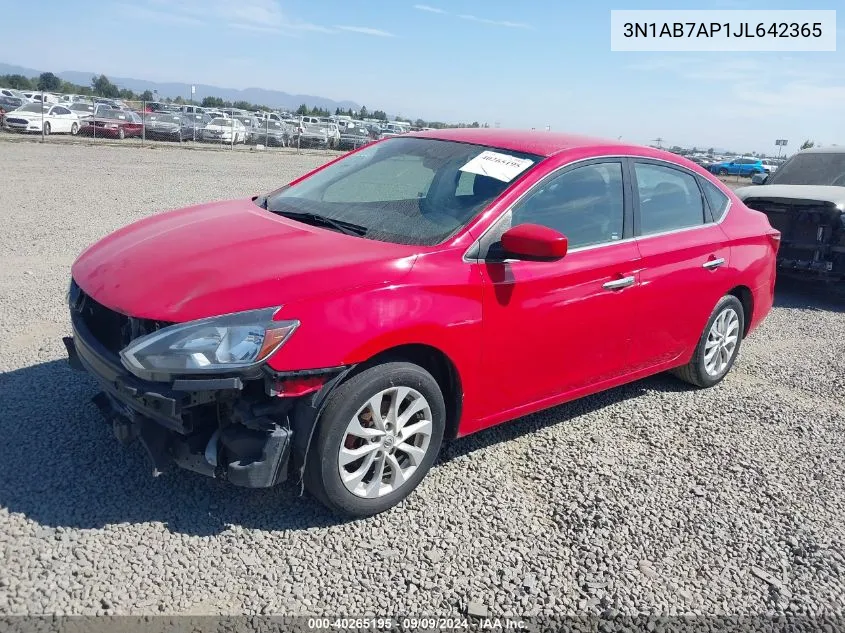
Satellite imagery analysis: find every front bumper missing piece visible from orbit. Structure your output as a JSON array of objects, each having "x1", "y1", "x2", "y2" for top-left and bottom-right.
[{"x1": 63, "y1": 314, "x2": 349, "y2": 489}]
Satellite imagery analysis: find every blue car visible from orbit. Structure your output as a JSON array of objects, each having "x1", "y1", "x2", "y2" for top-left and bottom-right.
[{"x1": 709, "y1": 156, "x2": 766, "y2": 177}]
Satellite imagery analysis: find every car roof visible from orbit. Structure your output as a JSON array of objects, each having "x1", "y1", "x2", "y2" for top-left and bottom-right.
[
  {"x1": 796, "y1": 146, "x2": 845, "y2": 154},
  {"x1": 404, "y1": 127, "x2": 692, "y2": 161}
]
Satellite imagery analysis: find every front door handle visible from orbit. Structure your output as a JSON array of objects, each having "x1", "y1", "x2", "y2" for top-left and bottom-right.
[
  {"x1": 703, "y1": 257, "x2": 726, "y2": 270},
  {"x1": 603, "y1": 275, "x2": 635, "y2": 291}
]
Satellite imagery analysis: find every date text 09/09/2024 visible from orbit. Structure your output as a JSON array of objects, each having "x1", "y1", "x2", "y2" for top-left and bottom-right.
[{"x1": 622, "y1": 22, "x2": 824, "y2": 39}]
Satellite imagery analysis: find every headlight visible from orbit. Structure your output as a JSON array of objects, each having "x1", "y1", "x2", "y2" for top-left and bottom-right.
[{"x1": 119, "y1": 307, "x2": 298, "y2": 377}]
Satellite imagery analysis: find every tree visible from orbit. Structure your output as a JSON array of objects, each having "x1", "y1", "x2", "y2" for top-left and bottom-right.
[
  {"x1": 296, "y1": 103, "x2": 308, "y2": 115},
  {"x1": 359, "y1": 105, "x2": 368, "y2": 118},
  {"x1": 801, "y1": 139, "x2": 815, "y2": 150},
  {"x1": 92, "y1": 74, "x2": 120, "y2": 98},
  {"x1": 140, "y1": 90, "x2": 154, "y2": 102},
  {"x1": 202, "y1": 96, "x2": 225, "y2": 108},
  {"x1": 707, "y1": 147, "x2": 714, "y2": 156},
  {"x1": 37, "y1": 72, "x2": 61, "y2": 92},
  {"x1": 1, "y1": 74, "x2": 33, "y2": 90}
]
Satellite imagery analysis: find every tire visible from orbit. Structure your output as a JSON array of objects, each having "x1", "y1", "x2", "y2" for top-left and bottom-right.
[
  {"x1": 304, "y1": 362, "x2": 446, "y2": 517},
  {"x1": 671, "y1": 295, "x2": 744, "y2": 388},
  {"x1": 43, "y1": 122, "x2": 50, "y2": 136},
  {"x1": 118, "y1": 128, "x2": 125, "y2": 140},
  {"x1": 70, "y1": 122, "x2": 78, "y2": 135},
  {"x1": 718, "y1": 168, "x2": 728, "y2": 176}
]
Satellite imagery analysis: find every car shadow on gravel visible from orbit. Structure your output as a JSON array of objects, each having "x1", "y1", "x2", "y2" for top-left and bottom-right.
[
  {"x1": 774, "y1": 278, "x2": 845, "y2": 312},
  {"x1": 0, "y1": 360, "x2": 346, "y2": 536},
  {"x1": 438, "y1": 372, "x2": 691, "y2": 465}
]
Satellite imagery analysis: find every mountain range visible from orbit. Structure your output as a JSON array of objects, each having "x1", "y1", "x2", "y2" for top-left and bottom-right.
[{"x1": 0, "y1": 63, "x2": 361, "y2": 112}]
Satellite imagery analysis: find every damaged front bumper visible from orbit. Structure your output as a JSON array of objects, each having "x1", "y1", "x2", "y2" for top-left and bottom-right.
[{"x1": 64, "y1": 302, "x2": 342, "y2": 488}]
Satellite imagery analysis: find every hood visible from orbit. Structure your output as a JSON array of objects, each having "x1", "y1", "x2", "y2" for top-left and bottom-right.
[
  {"x1": 734, "y1": 184, "x2": 845, "y2": 210},
  {"x1": 71, "y1": 198, "x2": 418, "y2": 323}
]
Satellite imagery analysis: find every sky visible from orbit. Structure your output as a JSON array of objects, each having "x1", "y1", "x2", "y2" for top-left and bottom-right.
[{"x1": 1, "y1": 0, "x2": 843, "y2": 153}]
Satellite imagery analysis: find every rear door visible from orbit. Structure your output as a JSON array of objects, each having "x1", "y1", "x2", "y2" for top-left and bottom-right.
[{"x1": 628, "y1": 159, "x2": 732, "y2": 370}]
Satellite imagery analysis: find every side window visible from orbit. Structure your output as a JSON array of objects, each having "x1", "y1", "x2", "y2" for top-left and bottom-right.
[
  {"x1": 510, "y1": 162, "x2": 625, "y2": 249},
  {"x1": 634, "y1": 163, "x2": 705, "y2": 235},
  {"x1": 699, "y1": 178, "x2": 730, "y2": 221}
]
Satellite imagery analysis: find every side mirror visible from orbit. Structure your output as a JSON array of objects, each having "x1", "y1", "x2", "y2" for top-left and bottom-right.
[
  {"x1": 751, "y1": 172, "x2": 769, "y2": 185},
  {"x1": 500, "y1": 224, "x2": 568, "y2": 260}
]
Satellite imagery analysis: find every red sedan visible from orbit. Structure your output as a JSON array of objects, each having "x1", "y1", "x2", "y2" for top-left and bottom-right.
[
  {"x1": 78, "y1": 108, "x2": 143, "y2": 139},
  {"x1": 65, "y1": 129, "x2": 779, "y2": 517}
]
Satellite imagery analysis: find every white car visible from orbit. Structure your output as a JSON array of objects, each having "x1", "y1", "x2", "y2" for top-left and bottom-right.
[
  {"x1": 0, "y1": 87, "x2": 28, "y2": 101},
  {"x1": 760, "y1": 158, "x2": 782, "y2": 174},
  {"x1": 3, "y1": 103, "x2": 80, "y2": 135},
  {"x1": 201, "y1": 117, "x2": 247, "y2": 143}
]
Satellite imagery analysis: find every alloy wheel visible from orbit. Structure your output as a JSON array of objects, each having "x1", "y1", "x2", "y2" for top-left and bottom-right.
[
  {"x1": 338, "y1": 386, "x2": 433, "y2": 499},
  {"x1": 703, "y1": 307, "x2": 739, "y2": 377}
]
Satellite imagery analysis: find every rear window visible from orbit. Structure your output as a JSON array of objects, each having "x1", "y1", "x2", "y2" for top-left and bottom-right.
[{"x1": 768, "y1": 153, "x2": 845, "y2": 187}]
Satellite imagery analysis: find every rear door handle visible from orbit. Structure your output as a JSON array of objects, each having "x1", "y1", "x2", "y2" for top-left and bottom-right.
[
  {"x1": 703, "y1": 257, "x2": 726, "y2": 270},
  {"x1": 603, "y1": 275, "x2": 635, "y2": 291}
]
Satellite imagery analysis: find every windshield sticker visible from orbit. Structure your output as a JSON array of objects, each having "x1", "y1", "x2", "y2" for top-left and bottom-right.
[{"x1": 459, "y1": 151, "x2": 534, "y2": 183}]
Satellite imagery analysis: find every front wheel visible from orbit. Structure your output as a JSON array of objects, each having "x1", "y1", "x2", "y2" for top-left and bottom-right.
[
  {"x1": 117, "y1": 128, "x2": 125, "y2": 140},
  {"x1": 671, "y1": 294, "x2": 744, "y2": 388},
  {"x1": 304, "y1": 362, "x2": 446, "y2": 517},
  {"x1": 718, "y1": 168, "x2": 728, "y2": 176},
  {"x1": 43, "y1": 122, "x2": 51, "y2": 136}
]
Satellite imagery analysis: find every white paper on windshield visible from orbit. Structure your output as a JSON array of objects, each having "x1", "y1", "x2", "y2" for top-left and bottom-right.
[{"x1": 459, "y1": 151, "x2": 534, "y2": 183}]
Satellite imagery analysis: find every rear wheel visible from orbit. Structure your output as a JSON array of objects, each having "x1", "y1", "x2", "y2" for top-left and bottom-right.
[
  {"x1": 43, "y1": 122, "x2": 51, "y2": 136},
  {"x1": 304, "y1": 362, "x2": 446, "y2": 517},
  {"x1": 671, "y1": 295, "x2": 744, "y2": 388},
  {"x1": 70, "y1": 122, "x2": 78, "y2": 135},
  {"x1": 718, "y1": 168, "x2": 728, "y2": 176}
]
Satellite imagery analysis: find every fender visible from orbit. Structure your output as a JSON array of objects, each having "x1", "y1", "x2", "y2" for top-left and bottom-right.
[{"x1": 288, "y1": 365, "x2": 357, "y2": 491}]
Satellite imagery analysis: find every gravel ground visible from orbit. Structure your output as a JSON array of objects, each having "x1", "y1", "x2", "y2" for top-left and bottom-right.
[{"x1": 0, "y1": 140, "x2": 844, "y2": 620}]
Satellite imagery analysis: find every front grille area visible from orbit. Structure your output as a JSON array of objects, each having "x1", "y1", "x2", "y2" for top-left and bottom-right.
[
  {"x1": 5, "y1": 118, "x2": 28, "y2": 125},
  {"x1": 71, "y1": 279, "x2": 173, "y2": 356}
]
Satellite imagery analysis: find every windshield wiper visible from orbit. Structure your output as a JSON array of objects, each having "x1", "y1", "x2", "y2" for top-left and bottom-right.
[{"x1": 272, "y1": 210, "x2": 368, "y2": 236}]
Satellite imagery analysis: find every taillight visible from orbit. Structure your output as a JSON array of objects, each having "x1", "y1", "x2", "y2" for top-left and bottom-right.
[{"x1": 768, "y1": 231, "x2": 781, "y2": 252}]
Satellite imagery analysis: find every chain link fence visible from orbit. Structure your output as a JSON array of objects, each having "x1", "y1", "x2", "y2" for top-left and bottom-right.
[{"x1": 0, "y1": 97, "x2": 377, "y2": 156}]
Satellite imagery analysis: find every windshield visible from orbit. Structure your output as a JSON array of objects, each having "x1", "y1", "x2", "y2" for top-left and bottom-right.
[
  {"x1": 209, "y1": 118, "x2": 230, "y2": 126},
  {"x1": 263, "y1": 137, "x2": 543, "y2": 246},
  {"x1": 97, "y1": 109, "x2": 126, "y2": 120},
  {"x1": 767, "y1": 152, "x2": 845, "y2": 187},
  {"x1": 18, "y1": 104, "x2": 49, "y2": 113},
  {"x1": 70, "y1": 103, "x2": 94, "y2": 112}
]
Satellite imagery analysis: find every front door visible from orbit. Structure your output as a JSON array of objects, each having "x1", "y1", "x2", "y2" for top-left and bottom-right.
[{"x1": 475, "y1": 160, "x2": 642, "y2": 420}]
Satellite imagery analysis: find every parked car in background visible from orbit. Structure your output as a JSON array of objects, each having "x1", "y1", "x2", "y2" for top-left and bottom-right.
[
  {"x1": 338, "y1": 121, "x2": 371, "y2": 150},
  {"x1": 1, "y1": 87, "x2": 29, "y2": 101},
  {"x1": 378, "y1": 122, "x2": 406, "y2": 139},
  {"x1": 708, "y1": 156, "x2": 766, "y2": 177},
  {"x1": 760, "y1": 158, "x2": 783, "y2": 174},
  {"x1": 68, "y1": 102, "x2": 112, "y2": 122},
  {"x1": 142, "y1": 112, "x2": 197, "y2": 142},
  {"x1": 296, "y1": 122, "x2": 329, "y2": 148},
  {"x1": 65, "y1": 129, "x2": 778, "y2": 517},
  {"x1": 736, "y1": 146, "x2": 845, "y2": 281},
  {"x1": 3, "y1": 102, "x2": 80, "y2": 135},
  {"x1": 201, "y1": 117, "x2": 247, "y2": 143},
  {"x1": 21, "y1": 91, "x2": 59, "y2": 104},
  {"x1": 141, "y1": 102, "x2": 175, "y2": 113},
  {"x1": 252, "y1": 120, "x2": 293, "y2": 147},
  {"x1": 232, "y1": 114, "x2": 262, "y2": 143},
  {"x1": 78, "y1": 108, "x2": 143, "y2": 139},
  {"x1": 204, "y1": 109, "x2": 228, "y2": 120}
]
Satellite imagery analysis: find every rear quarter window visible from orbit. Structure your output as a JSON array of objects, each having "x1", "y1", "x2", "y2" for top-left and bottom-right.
[{"x1": 699, "y1": 179, "x2": 731, "y2": 221}]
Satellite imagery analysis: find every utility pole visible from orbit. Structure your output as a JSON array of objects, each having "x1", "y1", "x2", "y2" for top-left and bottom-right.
[{"x1": 652, "y1": 137, "x2": 664, "y2": 149}]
